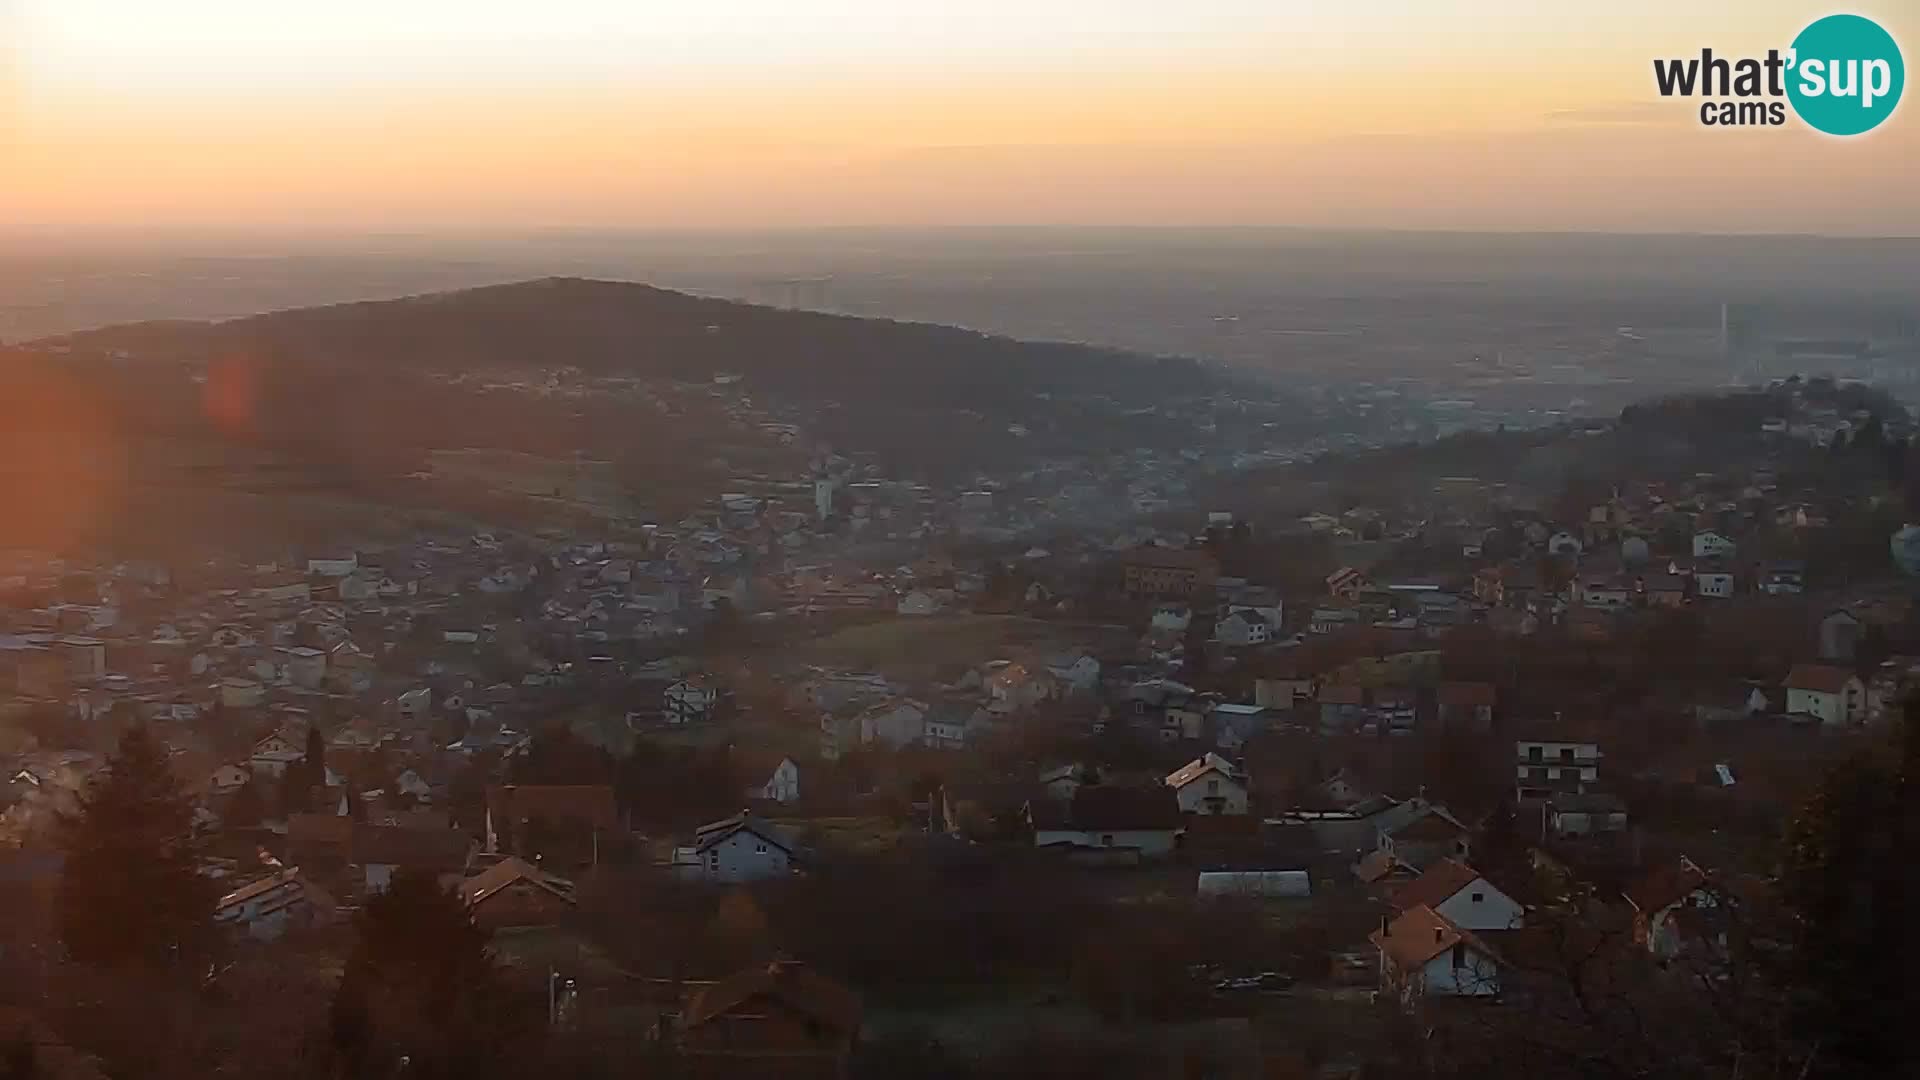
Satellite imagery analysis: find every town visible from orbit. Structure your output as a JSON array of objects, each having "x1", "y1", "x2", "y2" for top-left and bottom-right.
[{"x1": 0, "y1": 354, "x2": 1912, "y2": 1077}]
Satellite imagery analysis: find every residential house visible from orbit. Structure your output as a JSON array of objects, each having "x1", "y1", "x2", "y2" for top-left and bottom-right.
[
  {"x1": 924, "y1": 701, "x2": 986, "y2": 749},
  {"x1": 1548, "y1": 792, "x2": 1630, "y2": 837},
  {"x1": 1309, "y1": 606, "x2": 1363, "y2": 635},
  {"x1": 1574, "y1": 575, "x2": 1633, "y2": 610},
  {"x1": 220, "y1": 677, "x2": 265, "y2": 710},
  {"x1": 1515, "y1": 739, "x2": 1601, "y2": 802},
  {"x1": 214, "y1": 868, "x2": 336, "y2": 942},
  {"x1": 1164, "y1": 753, "x2": 1249, "y2": 816},
  {"x1": 1644, "y1": 572, "x2": 1687, "y2": 608},
  {"x1": 1149, "y1": 603, "x2": 1193, "y2": 634},
  {"x1": 674, "y1": 812, "x2": 795, "y2": 884},
  {"x1": 205, "y1": 762, "x2": 251, "y2": 796},
  {"x1": 1210, "y1": 702, "x2": 1269, "y2": 751},
  {"x1": 1325, "y1": 567, "x2": 1368, "y2": 600},
  {"x1": 1546, "y1": 531, "x2": 1583, "y2": 557},
  {"x1": 1370, "y1": 905, "x2": 1501, "y2": 1004},
  {"x1": 1760, "y1": 561, "x2": 1805, "y2": 595},
  {"x1": 1783, "y1": 664, "x2": 1866, "y2": 726},
  {"x1": 895, "y1": 590, "x2": 940, "y2": 616},
  {"x1": 458, "y1": 856, "x2": 576, "y2": 930},
  {"x1": 676, "y1": 959, "x2": 861, "y2": 1079},
  {"x1": 1388, "y1": 858, "x2": 1525, "y2": 932},
  {"x1": 854, "y1": 699, "x2": 926, "y2": 750},
  {"x1": 249, "y1": 729, "x2": 306, "y2": 778},
  {"x1": 1213, "y1": 610, "x2": 1271, "y2": 647},
  {"x1": 1818, "y1": 609, "x2": 1864, "y2": 662},
  {"x1": 277, "y1": 646, "x2": 326, "y2": 689},
  {"x1": 982, "y1": 660, "x2": 1052, "y2": 715},
  {"x1": 1372, "y1": 801, "x2": 1470, "y2": 870},
  {"x1": 742, "y1": 755, "x2": 801, "y2": 804},
  {"x1": 1045, "y1": 653, "x2": 1102, "y2": 694},
  {"x1": 1692, "y1": 531, "x2": 1737, "y2": 559},
  {"x1": 1028, "y1": 785, "x2": 1184, "y2": 859},
  {"x1": 1692, "y1": 564, "x2": 1736, "y2": 599},
  {"x1": 1625, "y1": 856, "x2": 1719, "y2": 960},
  {"x1": 665, "y1": 677, "x2": 720, "y2": 726},
  {"x1": 1121, "y1": 546, "x2": 1219, "y2": 599},
  {"x1": 1317, "y1": 684, "x2": 1369, "y2": 735}
]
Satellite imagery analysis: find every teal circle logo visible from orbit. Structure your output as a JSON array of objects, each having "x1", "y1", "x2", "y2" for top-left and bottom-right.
[{"x1": 1787, "y1": 14, "x2": 1904, "y2": 135}]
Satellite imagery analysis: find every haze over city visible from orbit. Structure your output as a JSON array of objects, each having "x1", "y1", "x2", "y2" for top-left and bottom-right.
[{"x1": 3, "y1": 0, "x2": 1916, "y2": 234}]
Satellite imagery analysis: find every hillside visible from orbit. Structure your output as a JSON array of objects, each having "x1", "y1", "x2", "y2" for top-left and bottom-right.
[{"x1": 52, "y1": 277, "x2": 1215, "y2": 415}]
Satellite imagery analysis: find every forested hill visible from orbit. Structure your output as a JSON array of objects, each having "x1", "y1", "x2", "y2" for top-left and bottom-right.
[{"x1": 48, "y1": 276, "x2": 1218, "y2": 411}]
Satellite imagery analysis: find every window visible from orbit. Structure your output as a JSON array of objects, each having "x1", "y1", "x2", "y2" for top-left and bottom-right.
[
  {"x1": 1471, "y1": 892, "x2": 1484, "y2": 903},
  {"x1": 1527, "y1": 745, "x2": 1543, "y2": 762},
  {"x1": 1560, "y1": 747, "x2": 1576, "y2": 762},
  {"x1": 754, "y1": 842, "x2": 768, "y2": 854},
  {"x1": 1100, "y1": 833, "x2": 1114, "y2": 847},
  {"x1": 1206, "y1": 779, "x2": 1219, "y2": 794}
]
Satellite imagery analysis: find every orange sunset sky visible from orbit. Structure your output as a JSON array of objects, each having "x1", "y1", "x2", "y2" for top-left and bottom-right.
[{"x1": 1, "y1": 1, "x2": 1914, "y2": 234}]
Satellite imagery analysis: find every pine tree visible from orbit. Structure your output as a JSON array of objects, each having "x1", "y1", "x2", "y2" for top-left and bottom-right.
[
  {"x1": 57, "y1": 724, "x2": 218, "y2": 971},
  {"x1": 225, "y1": 777, "x2": 266, "y2": 829},
  {"x1": 1779, "y1": 700, "x2": 1916, "y2": 1075},
  {"x1": 331, "y1": 870, "x2": 535, "y2": 1080},
  {"x1": 302, "y1": 725, "x2": 327, "y2": 792}
]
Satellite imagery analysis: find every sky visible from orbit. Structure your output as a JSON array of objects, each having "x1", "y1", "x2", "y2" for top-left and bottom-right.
[{"x1": 1, "y1": 1, "x2": 1914, "y2": 234}]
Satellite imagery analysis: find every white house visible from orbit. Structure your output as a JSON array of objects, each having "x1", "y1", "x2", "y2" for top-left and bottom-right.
[
  {"x1": 1692, "y1": 531, "x2": 1737, "y2": 559},
  {"x1": 220, "y1": 677, "x2": 265, "y2": 710},
  {"x1": 1548, "y1": 792, "x2": 1630, "y2": 836},
  {"x1": 397, "y1": 688, "x2": 433, "y2": 722},
  {"x1": 1784, "y1": 664, "x2": 1866, "y2": 726},
  {"x1": 1164, "y1": 752, "x2": 1249, "y2": 815},
  {"x1": 1693, "y1": 569, "x2": 1735, "y2": 598},
  {"x1": 856, "y1": 700, "x2": 927, "y2": 749},
  {"x1": 206, "y1": 762, "x2": 252, "y2": 796},
  {"x1": 896, "y1": 590, "x2": 940, "y2": 616},
  {"x1": 1149, "y1": 603, "x2": 1193, "y2": 634},
  {"x1": 214, "y1": 869, "x2": 335, "y2": 941},
  {"x1": 1213, "y1": 611, "x2": 1272, "y2": 647},
  {"x1": 306, "y1": 554, "x2": 359, "y2": 578},
  {"x1": 743, "y1": 757, "x2": 801, "y2": 804},
  {"x1": 1045, "y1": 654, "x2": 1102, "y2": 693},
  {"x1": 674, "y1": 813, "x2": 794, "y2": 884},
  {"x1": 278, "y1": 646, "x2": 327, "y2": 689},
  {"x1": 1546, "y1": 532, "x2": 1583, "y2": 556},
  {"x1": 924, "y1": 702, "x2": 986, "y2": 750},
  {"x1": 982, "y1": 661, "x2": 1052, "y2": 715},
  {"x1": 250, "y1": 731, "x2": 305, "y2": 778},
  {"x1": 664, "y1": 678, "x2": 719, "y2": 726},
  {"x1": 1370, "y1": 904, "x2": 1501, "y2": 1004},
  {"x1": 1389, "y1": 859, "x2": 1525, "y2": 932}
]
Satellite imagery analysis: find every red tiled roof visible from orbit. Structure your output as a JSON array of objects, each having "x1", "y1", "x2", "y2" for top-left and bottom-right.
[
  {"x1": 1369, "y1": 905, "x2": 1499, "y2": 971},
  {"x1": 1389, "y1": 858, "x2": 1485, "y2": 914},
  {"x1": 684, "y1": 960, "x2": 861, "y2": 1034},
  {"x1": 457, "y1": 856, "x2": 573, "y2": 908},
  {"x1": 1784, "y1": 664, "x2": 1854, "y2": 694}
]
